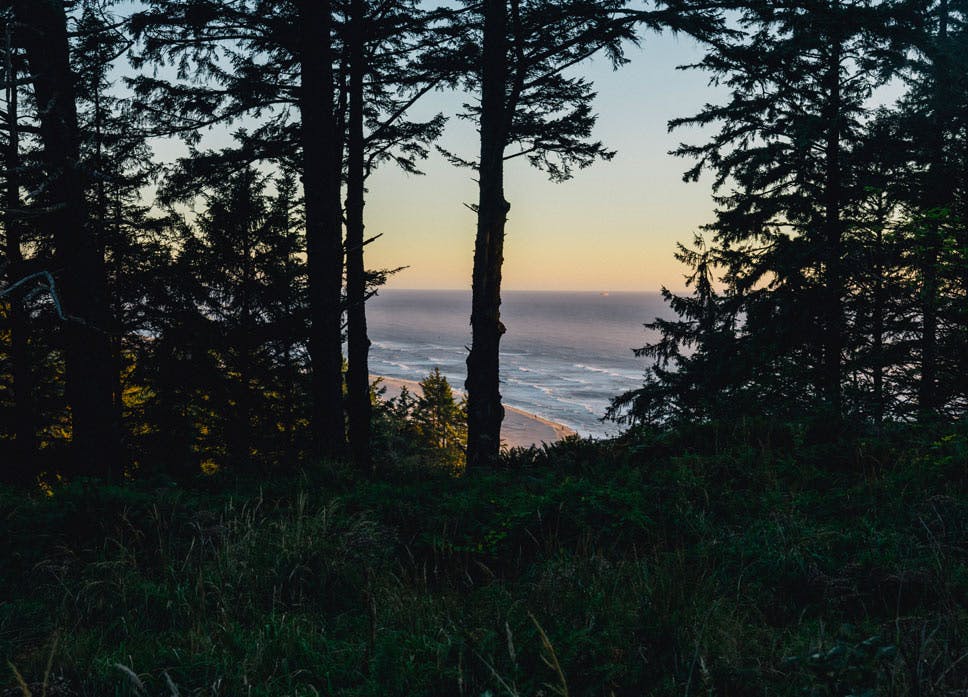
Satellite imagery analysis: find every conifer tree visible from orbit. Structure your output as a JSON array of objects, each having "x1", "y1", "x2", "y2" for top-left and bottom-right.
[
  {"x1": 608, "y1": 235, "x2": 742, "y2": 424},
  {"x1": 412, "y1": 367, "x2": 467, "y2": 469},
  {"x1": 137, "y1": 168, "x2": 309, "y2": 475},
  {"x1": 0, "y1": 15, "x2": 33, "y2": 482},
  {"x1": 457, "y1": 0, "x2": 722, "y2": 466},
  {"x1": 295, "y1": 0, "x2": 347, "y2": 459},
  {"x1": 896, "y1": 0, "x2": 968, "y2": 418},
  {"x1": 5, "y1": 0, "x2": 121, "y2": 478},
  {"x1": 72, "y1": 2, "x2": 171, "y2": 465},
  {"x1": 128, "y1": 0, "x2": 348, "y2": 459},
  {"x1": 628, "y1": 0, "x2": 911, "y2": 423},
  {"x1": 345, "y1": 0, "x2": 371, "y2": 470},
  {"x1": 131, "y1": 0, "x2": 448, "y2": 463},
  {"x1": 343, "y1": 0, "x2": 450, "y2": 472},
  {"x1": 843, "y1": 118, "x2": 913, "y2": 425}
]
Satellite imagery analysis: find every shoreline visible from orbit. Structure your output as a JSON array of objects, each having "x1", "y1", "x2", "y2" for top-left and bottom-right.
[{"x1": 374, "y1": 376, "x2": 577, "y2": 449}]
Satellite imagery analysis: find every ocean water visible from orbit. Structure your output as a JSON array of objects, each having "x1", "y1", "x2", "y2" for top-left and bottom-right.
[{"x1": 366, "y1": 289, "x2": 670, "y2": 438}]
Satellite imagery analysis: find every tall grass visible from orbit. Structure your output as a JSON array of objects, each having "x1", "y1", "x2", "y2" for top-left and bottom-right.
[{"x1": 1, "y1": 419, "x2": 967, "y2": 695}]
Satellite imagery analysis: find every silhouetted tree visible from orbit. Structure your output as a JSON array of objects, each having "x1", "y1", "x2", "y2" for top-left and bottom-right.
[
  {"x1": 896, "y1": 0, "x2": 968, "y2": 418},
  {"x1": 456, "y1": 0, "x2": 722, "y2": 466},
  {"x1": 128, "y1": 0, "x2": 347, "y2": 458},
  {"x1": 608, "y1": 235, "x2": 744, "y2": 424},
  {"x1": 0, "y1": 16, "x2": 33, "y2": 482},
  {"x1": 343, "y1": 0, "x2": 450, "y2": 472},
  {"x1": 642, "y1": 0, "x2": 910, "y2": 422},
  {"x1": 7, "y1": 0, "x2": 121, "y2": 479},
  {"x1": 833, "y1": 113, "x2": 924, "y2": 424},
  {"x1": 295, "y1": 0, "x2": 347, "y2": 459},
  {"x1": 135, "y1": 169, "x2": 308, "y2": 475},
  {"x1": 131, "y1": 0, "x2": 447, "y2": 463}
]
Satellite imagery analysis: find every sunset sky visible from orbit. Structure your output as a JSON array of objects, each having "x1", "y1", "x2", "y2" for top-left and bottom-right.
[
  {"x1": 147, "y1": 26, "x2": 722, "y2": 293},
  {"x1": 363, "y1": 31, "x2": 720, "y2": 292}
]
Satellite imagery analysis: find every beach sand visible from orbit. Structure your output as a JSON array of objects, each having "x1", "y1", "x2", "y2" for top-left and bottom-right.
[{"x1": 375, "y1": 376, "x2": 577, "y2": 449}]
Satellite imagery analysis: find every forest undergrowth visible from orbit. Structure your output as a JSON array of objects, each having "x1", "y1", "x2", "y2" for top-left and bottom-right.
[{"x1": 2, "y1": 416, "x2": 967, "y2": 697}]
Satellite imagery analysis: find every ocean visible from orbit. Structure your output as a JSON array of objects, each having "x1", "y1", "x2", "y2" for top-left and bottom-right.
[{"x1": 366, "y1": 289, "x2": 670, "y2": 438}]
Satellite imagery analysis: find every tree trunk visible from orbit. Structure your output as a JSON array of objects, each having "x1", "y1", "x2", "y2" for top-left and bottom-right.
[
  {"x1": 16, "y1": 0, "x2": 121, "y2": 480},
  {"x1": 920, "y1": 234, "x2": 940, "y2": 418},
  {"x1": 918, "y1": 0, "x2": 952, "y2": 420},
  {"x1": 92, "y1": 33, "x2": 126, "y2": 445},
  {"x1": 2, "y1": 24, "x2": 34, "y2": 484},
  {"x1": 110, "y1": 186, "x2": 125, "y2": 449},
  {"x1": 465, "y1": 0, "x2": 509, "y2": 469},
  {"x1": 298, "y1": 0, "x2": 346, "y2": 460},
  {"x1": 820, "y1": 29, "x2": 844, "y2": 417},
  {"x1": 345, "y1": 0, "x2": 373, "y2": 472},
  {"x1": 234, "y1": 217, "x2": 254, "y2": 468},
  {"x1": 872, "y1": 214, "x2": 885, "y2": 427},
  {"x1": 283, "y1": 330, "x2": 297, "y2": 453}
]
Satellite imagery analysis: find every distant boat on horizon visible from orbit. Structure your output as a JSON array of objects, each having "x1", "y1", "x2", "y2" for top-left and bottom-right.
[{"x1": 600, "y1": 291, "x2": 609, "y2": 297}]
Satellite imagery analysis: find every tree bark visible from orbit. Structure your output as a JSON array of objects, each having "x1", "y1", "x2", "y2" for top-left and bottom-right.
[
  {"x1": 234, "y1": 209, "x2": 254, "y2": 468},
  {"x1": 298, "y1": 0, "x2": 346, "y2": 460},
  {"x1": 91, "y1": 29, "x2": 127, "y2": 445},
  {"x1": 465, "y1": 0, "x2": 509, "y2": 469},
  {"x1": 820, "y1": 28, "x2": 844, "y2": 417},
  {"x1": 872, "y1": 210, "x2": 885, "y2": 427},
  {"x1": 2, "y1": 24, "x2": 34, "y2": 484},
  {"x1": 918, "y1": 0, "x2": 952, "y2": 420},
  {"x1": 15, "y1": 0, "x2": 121, "y2": 480},
  {"x1": 345, "y1": 0, "x2": 373, "y2": 472}
]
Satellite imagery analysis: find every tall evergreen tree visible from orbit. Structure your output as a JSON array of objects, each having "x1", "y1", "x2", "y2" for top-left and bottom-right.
[
  {"x1": 343, "y1": 0, "x2": 450, "y2": 472},
  {"x1": 129, "y1": 0, "x2": 348, "y2": 459},
  {"x1": 345, "y1": 0, "x2": 371, "y2": 470},
  {"x1": 6, "y1": 0, "x2": 121, "y2": 479},
  {"x1": 72, "y1": 2, "x2": 172, "y2": 467},
  {"x1": 843, "y1": 115, "x2": 915, "y2": 425},
  {"x1": 896, "y1": 0, "x2": 968, "y2": 418},
  {"x1": 456, "y1": 0, "x2": 721, "y2": 466},
  {"x1": 0, "y1": 16, "x2": 33, "y2": 482},
  {"x1": 190, "y1": 168, "x2": 307, "y2": 469},
  {"x1": 295, "y1": 0, "x2": 347, "y2": 459},
  {"x1": 131, "y1": 0, "x2": 448, "y2": 462},
  {"x1": 135, "y1": 168, "x2": 309, "y2": 475},
  {"x1": 625, "y1": 0, "x2": 910, "y2": 424}
]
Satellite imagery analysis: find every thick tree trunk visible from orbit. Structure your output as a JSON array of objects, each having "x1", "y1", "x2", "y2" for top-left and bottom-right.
[
  {"x1": 465, "y1": 0, "x2": 509, "y2": 469},
  {"x1": 16, "y1": 0, "x2": 121, "y2": 480},
  {"x1": 2, "y1": 25, "x2": 34, "y2": 484},
  {"x1": 821, "y1": 32, "x2": 844, "y2": 416},
  {"x1": 345, "y1": 0, "x2": 373, "y2": 472},
  {"x1": 298, "y1": 0, "x2": 346, "y2": 460}
]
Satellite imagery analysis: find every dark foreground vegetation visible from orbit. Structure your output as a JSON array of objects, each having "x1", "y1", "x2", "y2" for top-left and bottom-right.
[
  {"x1": 3, "y1": 416, "x2": 967, "y2": 696},
  {"x1": 2, "y1": 0, "x2": 968, "y2": 693}
]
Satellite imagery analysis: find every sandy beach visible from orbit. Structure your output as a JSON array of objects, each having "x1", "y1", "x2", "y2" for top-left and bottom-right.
[{"x1": 375, "y1": 376, "x2": 576, "y2": 449}]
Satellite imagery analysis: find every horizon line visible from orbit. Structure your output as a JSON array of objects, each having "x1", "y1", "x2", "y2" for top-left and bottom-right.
[{"x1": 377, "y1": 287, "x2": 666, "y2": 293}]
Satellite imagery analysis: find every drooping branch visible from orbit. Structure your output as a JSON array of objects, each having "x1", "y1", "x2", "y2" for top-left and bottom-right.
[{"x1": 0, "y1": 270, "x2": 73, "y2": 323}]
